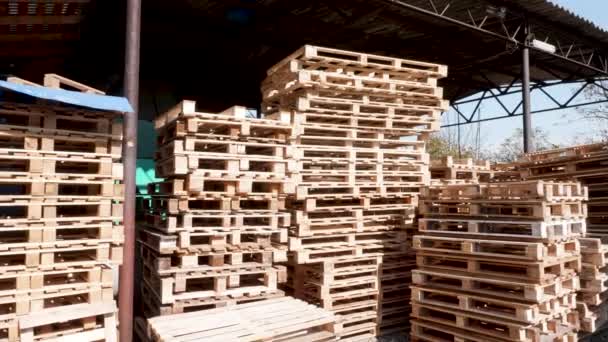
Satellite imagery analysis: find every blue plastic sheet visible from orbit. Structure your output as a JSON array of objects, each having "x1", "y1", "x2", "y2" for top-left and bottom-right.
[{"x1": 0, "y1": 80, "x2": 133, "y2": 113}]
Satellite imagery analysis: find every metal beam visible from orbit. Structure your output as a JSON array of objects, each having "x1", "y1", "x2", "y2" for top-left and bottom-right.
[
  {"x1": 443, "y1": 77, "x2": 608, "y2": 128},
  {"x1": 119, "y1": 0, "x2": 140, "y2": 341}
]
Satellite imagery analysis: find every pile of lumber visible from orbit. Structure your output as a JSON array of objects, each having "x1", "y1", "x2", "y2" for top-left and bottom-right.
[
  {"x1": 262, "y1": 45, "x2": 448, "y2": 339},
  {"x1": 0, "y1": 77, "x2": 123, "y2": 341},
  {"x1": 413, "y1": 180, "x2": 586, "y2": 341},
  {"x1": 139, "y1": 101, "x2": 290, "y2": 318},
  {"x1": 143, "y1": 297, "x2": 342, "y2": 342},
  {"x1": 430, "y1": 156, "x2": 493, "y2": 185},
  {"x1": 506, "y1": 143, "x2": 608, "y2": 334}
]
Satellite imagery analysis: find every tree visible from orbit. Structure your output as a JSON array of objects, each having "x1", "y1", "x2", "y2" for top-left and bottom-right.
[
  {"x1": 426, "y1": 132, "x2": 478, "y2": 160},
  {"x1": 489, "y1": 127, "x2": 559, "y2": 163},
  {"x1": 577, "y1": 81, "x2": 608, "y2": 139}
]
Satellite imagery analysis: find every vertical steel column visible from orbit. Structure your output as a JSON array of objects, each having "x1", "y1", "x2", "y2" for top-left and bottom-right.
[
  {"x1": 522, "y1": 25, "x2": 534, "y2": 153},
  {"x1": 119, "y1": 0, "x2": 141, "y2": 341}
]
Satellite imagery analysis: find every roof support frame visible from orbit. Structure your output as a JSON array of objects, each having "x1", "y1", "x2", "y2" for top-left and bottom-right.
[
  {"x1": 382, "y1": 0, "x2": 608, "y2": 75},
  {"x1": 443, "y1": 77, "x2": 608, "y2": 127}
]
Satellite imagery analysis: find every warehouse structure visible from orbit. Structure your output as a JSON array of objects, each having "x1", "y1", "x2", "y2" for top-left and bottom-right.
[{"x1": 2, "y1": 0, "x2": 608, "y2": 341}]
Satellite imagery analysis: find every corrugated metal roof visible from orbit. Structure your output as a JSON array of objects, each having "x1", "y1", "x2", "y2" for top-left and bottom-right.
[{"x1": 518, "y1": 0, "x2": 608, "y2": 44}]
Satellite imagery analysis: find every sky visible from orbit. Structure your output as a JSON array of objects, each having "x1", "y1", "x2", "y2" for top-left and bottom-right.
[{"x1": 441, "y1": 0, "x2": 608, "y2": 151}]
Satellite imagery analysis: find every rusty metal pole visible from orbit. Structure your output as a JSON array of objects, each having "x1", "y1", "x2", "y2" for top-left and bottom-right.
[
  {"x1": 522, "y1": 23, "x2": 534, "y2": 153},
  {"x1": 120, "y1": 0, "x2": 140, "y2": 340}
]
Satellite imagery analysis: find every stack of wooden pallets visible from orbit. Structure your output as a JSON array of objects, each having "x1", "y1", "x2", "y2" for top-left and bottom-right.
[
  {"x1": 430, "y1": 156, "x2": 493, "y2": 185},
  {"x1": 507, "y1": 143, "x2": 608, "y2": 334},
  {"x1": 413, "y1": 180, "x2": 586, "y2": 341},
  {"x1": 578, "y1": 238, "x2": 608, "y2": 332},
  {"x1": 515, "y1": 143, "x2": 608, "y2": 240},
  {"x1": 139, "y1": 100, "x2": 291, "y2": 318},
  {"x1": 143, "y1": 297, "x2": 342, "y2": 342},
  {"x1": 262, "y1": 45, "x2": 448, "y2": 339},
  {"x1": 0, "y1": 84, "x2": 123, "y2": 341}
]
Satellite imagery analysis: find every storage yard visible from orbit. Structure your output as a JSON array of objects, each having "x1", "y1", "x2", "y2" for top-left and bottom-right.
[{"x1": 1, "y1": 0, "x2": 608, "y2": 341}]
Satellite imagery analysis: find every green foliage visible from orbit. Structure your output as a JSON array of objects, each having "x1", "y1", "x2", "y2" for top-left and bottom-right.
[
  {"x1": 427, "y1": 134, "x2": 474, "y2": 160},
  {"x1": 490, "y1": 127, "x2": 559, "y2": 162}
]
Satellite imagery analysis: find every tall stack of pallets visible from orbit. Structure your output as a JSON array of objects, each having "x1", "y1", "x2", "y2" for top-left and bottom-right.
[
  {"x1": 412, "y1": 180, "x2": 586, "y2": 341},
  {"x1": 262, "y1": 45, "x2": 448, "y2": 339},
  {"x1": 508, "y1": 143, "x2": 608, "y2": 334},
  {"x1": 139, "y1": 101, "x2": 291, "y2": 318},
  {"x1": 0, "y1": 95, "x2": 123, "y2": 341}
]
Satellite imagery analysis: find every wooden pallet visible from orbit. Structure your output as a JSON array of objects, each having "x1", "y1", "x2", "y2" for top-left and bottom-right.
[
  {"x1": 516, "y1": 151, "x2": 608, "y2": 181},
  {"x1": 0, "y1": 223, "x2": 121, "y2": 256},
  {"x1": 18, "y1": 302, "x2": 117, "y2": 342},
  {"x1": 144, "y1": 210, "x2": 290, "y2": 234},
  {"x1": 418, "y1": 217, "x2": 586, "y2": 242},
  {"x1": 293, "y1": 256, "x2": 380, "y2": 286},
  {"x1": 0, "y1": 151, "x2": 122, "y2": 179},
  {"x1": 419, "y1": 199, "x2": 586, "y2": 221},
  {"x1": 416, "y1": 252, "x2": 580, "y2": 283},
  {"x1": 149, "y1": 175, "x2": 292, "y2": 197},
  {"x1": 263, "y1": 61, "x2": 443, "y2": 100},
  {"x1": 413, "y1": 235, "x2": 579, "y2": 262},
  {"x1": 145, "y1": 195, "x2": 285, "y2": 214},
  {"x1": 292, "y1": 240, "x2": 408, "y2": 264},
  {"x1": 0, "y1": 102, "x2": 121, "y2": 137},
  {"x1": 266, "y1": 45, "x2": 447, "y2": 81},
  {"x1": 157, "y1": 134, "x2": 288, "y2": 159},
  {"x1": 337, "y1": 309, "x2": 378, "y2": 342},
  {"x1": 412, "y1": 285, "x2": 576, "y2": 324},
  {"x1": 0, "y1": 177, "x2": 123, "y2": 198},
  {"x1": 412, "y1": 303, "x2": 579, "y2": 342},
  {"x1": 156, "y1": 102, "x2": 290, "y2": 142},
  {"x1": 137, "y1": 225, "x2": 284, "y2": 254},
  {"x1": 410, "y1": 319, "x2": 577, "y2": 342},
  {"x1": 291, "y1": 143, "x2": 428, "y2": 163},
  {"x1": 140, "y1": 281, "x2": 285, "y2": 317},
  {"x1": 292, "y1": 125, "x2": 433, "y2": 147},
  {"x1": 294, "y1": 196, "x2": 417, "y2": 212},
  {"x1": 137, "y1": 243, "x2": 281, "y2": 270},
  {"x1": 292, "y1": 208, "x2": 414, "y2": 237},
  {"x1": 271, "y1": 110, "x2": 439, "y2": 136},
  {"x1": 0, "y1": 264, "x2": 111, "y2": 294},
  {"x1": 421, "y1": 181, "x2": 587, "y2": 202},
  {"x1": 0, "y1": 128, "x2": 121, "y2": 157},
  {"x1": 145, "y1": 297, "x2": 341, "y2": 342},
  {"x1": 0, "y1": 242, "x2": 121, "y2": 272},
  {"x1": 293, "y1": 166, "x2": 429, "y2": 184},
  {"x1": 0, "y1": 199, "x2": 121, "y2": 223},
  {"x1": 155, "y1": 154, "x2": 291, "y2": 179},
  {"x1": 266, "y1": 45, "x2": 447, "y2": 80},
  {"x1": 430, "y1": 169, "x2": 494, "y2": 185},
  {"x1": 431, "y1": 156, "x2": 491, "y2": 171},
  {"x1": 154, "y1": 100, "x2": 290, "y2": 131},
  {"x1": 521, "y1": 142, "x2": 607, "y2": 163},
  {"x1": 289, "y1": 231, "x2": 408, "y2": 252},
  {"x1": 143, "y1": 263, "x2": 284, "y2": 305},
  {"x1": 294, "y1": 182, "x2": 424, "y2": 200},
  {"x1": 412, "y1": 269, "x2": 579, "y2": 303},
  {"x1": 264, "y1": 88, "x2": 449, "y2": 118}
]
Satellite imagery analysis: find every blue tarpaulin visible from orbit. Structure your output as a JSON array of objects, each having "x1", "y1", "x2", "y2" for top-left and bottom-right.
[{"x1": 0, "y1": 80, "x2": 134, "y2": 113}]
